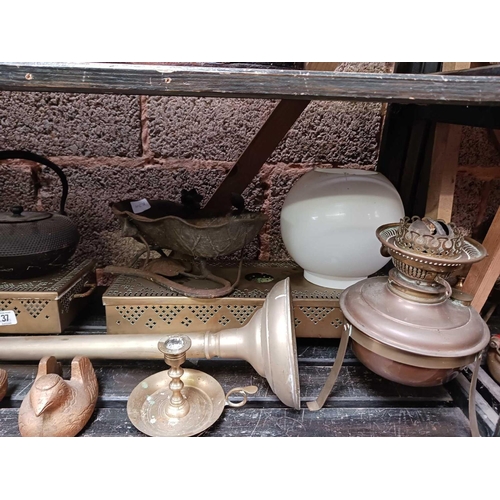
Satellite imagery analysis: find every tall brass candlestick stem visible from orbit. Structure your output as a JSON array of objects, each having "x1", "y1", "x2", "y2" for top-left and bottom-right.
[{"x1": 158, "y1": 336, "x2": 191, "y2": 419}]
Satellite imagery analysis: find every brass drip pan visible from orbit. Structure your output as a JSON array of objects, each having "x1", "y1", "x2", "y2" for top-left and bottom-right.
[
  {"x1": 127, "y1": 368, "x2": 254, "y2": 437},
  {"x1": 0, "y1": 259, "x2": 96, "y2": 334},
  {"x1": 103, "y1": 262, "x2": 344, "y2": 338}
]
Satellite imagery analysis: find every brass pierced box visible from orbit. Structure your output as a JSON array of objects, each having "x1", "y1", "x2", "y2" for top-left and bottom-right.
[
  {"x1": 103, "y1": 263, "x2": 344, "y2": 338},
  {"x1": 0, "y1": 259, "x2": 96, "y2": 334}
]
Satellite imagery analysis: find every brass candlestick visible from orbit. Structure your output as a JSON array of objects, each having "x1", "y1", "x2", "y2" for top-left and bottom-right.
[{"x1": 127, "y1": 334, "x2": 257, "y2": 437}]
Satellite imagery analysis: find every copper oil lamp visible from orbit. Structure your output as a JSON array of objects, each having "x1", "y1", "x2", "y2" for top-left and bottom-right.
[{"x1": 309, "y1": 217, "x2": 490, "y2": 436}]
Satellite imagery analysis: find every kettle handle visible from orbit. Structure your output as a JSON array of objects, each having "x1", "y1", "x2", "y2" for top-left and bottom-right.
[{"x1": 0, "y1": 150, "x2": 69, "y2": 215}]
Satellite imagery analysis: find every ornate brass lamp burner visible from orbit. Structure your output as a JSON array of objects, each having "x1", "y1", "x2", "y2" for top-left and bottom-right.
[
  {"x1": 127, "y1": 335, "x2": 257, "y2": 437},
  {"x1": 309, "y1": 217, "x2": 490, "y2": 436}
]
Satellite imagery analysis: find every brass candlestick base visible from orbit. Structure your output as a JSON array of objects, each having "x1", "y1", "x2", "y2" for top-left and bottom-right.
[{"x1": 127, "y1": 335, "x2": 257, "y2": 437}]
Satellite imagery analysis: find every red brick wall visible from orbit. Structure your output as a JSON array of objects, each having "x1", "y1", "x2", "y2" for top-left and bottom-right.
[
  {"x1": 453, "y1": 128, "x2": 500, "y2": 236},
  {"x1": 0, "y1": 62, "x2": 391, "y2": 275},
  {"x1": 1, "y1": 62, "x2": 497, "y2": 280}
]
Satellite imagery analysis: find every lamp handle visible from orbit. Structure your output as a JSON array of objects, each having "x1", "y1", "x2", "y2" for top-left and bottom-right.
[
  {"x1": 434, "y1": 275, "x2": 452, "y2": 299},
  {"x1": 468, "y1": 353, "x2": 483, "y2": 437}
]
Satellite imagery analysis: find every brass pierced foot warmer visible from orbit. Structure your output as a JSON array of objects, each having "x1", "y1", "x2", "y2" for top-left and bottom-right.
[
  {"x1": 0, "y1": 259, "x2": 96, "y2": 334},
  {"x1": 127, "y1": 335, "x2": 257, "y2": 437}
]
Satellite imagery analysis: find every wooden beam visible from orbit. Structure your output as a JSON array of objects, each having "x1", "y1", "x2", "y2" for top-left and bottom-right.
[
  {"x1": 457, "y1": 166, "x2": 500, "y2": 181},
  {"x1": 305, "y1": 63, "x2": 341, "y2": 72},
  {"x1": 1, "y1": 63, "x2": 500, "y2": 105},
  {"x1": 425, "y1": 123, "x2": 463, "y2": 220},
  {"x1": 442, "y1": 62, "x2": 473, "y2": 72},
  {"x1": 425, "y1": 63, "x2": 479, "y2": 222},
  {"x1": 416, "y1": 104, "x2": 500, "y2": 128},
  {"x1": 463, "y1": 207, "x2": 500, "y2": 312},
  {"x1": 424, "y1": 63, "x2": 496, "y2": 222},
  {"x1": 204, "y1": 99, "x2": 309, "y2": 213},
  {"x1": 490, "y1": 129, "x2": 500, "y2": 147},
  {"x1": 377, "y1": 63, "x2": 440, "y2": 216},
  {"x1": 441, "y1": 64, "x2": 500, "y2": 76}
]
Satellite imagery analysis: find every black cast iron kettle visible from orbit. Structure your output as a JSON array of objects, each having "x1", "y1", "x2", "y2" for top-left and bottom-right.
[{"x1": 0, "y1": 150, "x2": 80, "y2": 279}]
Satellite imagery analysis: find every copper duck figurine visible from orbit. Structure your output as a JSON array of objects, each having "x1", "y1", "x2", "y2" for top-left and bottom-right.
[
  {"x1": 18, "y1": 356, "x2": 98, "y2": 437},
  {"x1": 0, "y1": 368, "x2": 7, "y2": 402}
]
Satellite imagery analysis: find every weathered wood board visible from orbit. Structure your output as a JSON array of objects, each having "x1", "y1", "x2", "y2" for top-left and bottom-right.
[
  {"x1": 1, "y1": 63, "x2": 500, "y2": 105},
  {"x1": 0, "y1": 407, "x2": 471, "y2": 437}
]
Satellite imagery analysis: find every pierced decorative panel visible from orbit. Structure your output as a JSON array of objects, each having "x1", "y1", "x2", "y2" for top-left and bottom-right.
[
  {"x1": 104, "y1": 262, "x2": 344, "y2": 338},
  {"x1": 226, "y1": 305, "x2": 258, "y2": 324},
  {"x1": 116, "y1": 305, "x2": 149, "y2": 325},
  {"x1": 188, "y1": 305, "x2": 222, "y2": 323},
  {"x1": 299, "y1": 306, "x2": 331, "y2": 325},
  {"x1": 151, "y1": 305, "x2": 185, "y2": 324},
  {"x1": 20, "y1": 299, "x2": 50, "y2": 319}
]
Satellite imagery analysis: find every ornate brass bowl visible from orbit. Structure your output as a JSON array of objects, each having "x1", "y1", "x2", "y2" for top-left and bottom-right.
[
  {"x1": 108, "y1": 200, "x2": 267, "y2": 297},
  {"x1": 111, "y1": 200, "x2": 267, "y2": 259}
]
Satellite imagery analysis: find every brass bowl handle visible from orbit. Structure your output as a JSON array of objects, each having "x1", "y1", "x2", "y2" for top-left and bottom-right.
[
  {"x1": 73, "y1": 282, "x2": 97, "y2": 299},
  {"x1": 225, "y1": 385, "x2": 258, "y2": 408}
]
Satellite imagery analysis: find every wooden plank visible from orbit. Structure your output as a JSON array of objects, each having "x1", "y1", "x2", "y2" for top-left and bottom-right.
[
  {"x1": 416, "y1": 104, "x2": 500, "y2": 128},
  {"x1": 477, "y1": 367, "x2": 500, "y2": 404},
  {"x1": 0, "y1": 406, "x2": 472, "y2": 437},
  {"x1": 458, "y1": 166, "x2": 500, "y2": 181},
  {"x1": 425, "y1": 123, "x2": 462, "y2": 221},
  {"x1": 0, "y1": 362, "x2": 452, "y2": 407},
  {"x1": 463, "y1": 207, "x2": 500, "y2": 312},
  {"x1": 305, "y1": 63, "x2": 341, "y2": 72},
  {"x1": 447, "y1": 373, "x2": 499, "y2": 437},
  {"x1": 490, "y1": 129, "x2": 500, "y2": 147},
  {"x1": 203, "y1": 99, "x2": 309, "y2": 213},
  {"x1": 1, "y1": 63, "x2": 500, "y2": 105},
  {"x1": 377, "y1": 63, "x2": 442, "y2": 217},
  {"x1": 425, "y1": 63, "x2": 474, "y2": 222},
  {"x1": 441, "y1": 64, "x2": 500, "y2": 76},
  {"x1": 442, "y1": 62, "x2": 473, "y2": 72}
]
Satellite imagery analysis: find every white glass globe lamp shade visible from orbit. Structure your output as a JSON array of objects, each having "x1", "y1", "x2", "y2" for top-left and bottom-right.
[{"x1": 280, "y1": 168, "x2": 405, "y2": 289}]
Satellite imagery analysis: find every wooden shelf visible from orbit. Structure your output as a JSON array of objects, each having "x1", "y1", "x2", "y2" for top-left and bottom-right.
[
  {"x1": 1, "y1": 62, "x2": 499, "y2": 437},
  {"x1": 1, "y1": 62, "x2": 500, "y2": 105}
]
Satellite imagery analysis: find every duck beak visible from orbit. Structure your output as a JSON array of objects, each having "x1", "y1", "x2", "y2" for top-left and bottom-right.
[{"x1": 34, "y1": 396, "x2": 52, "y2": 417}]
